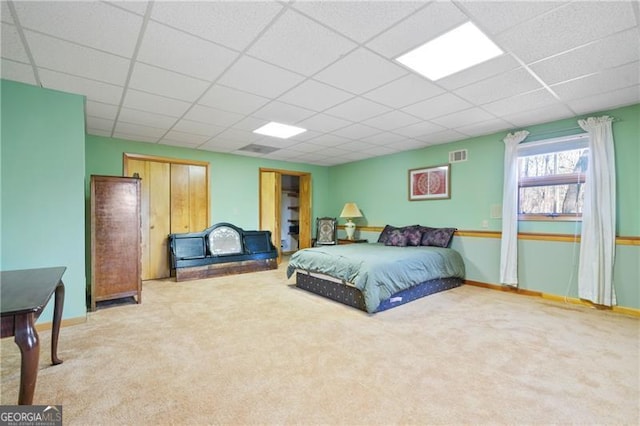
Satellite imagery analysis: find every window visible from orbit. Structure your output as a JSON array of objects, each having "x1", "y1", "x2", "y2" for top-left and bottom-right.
[{"x1": 517, "y1": 133, "x2": 589, "y2": 221}]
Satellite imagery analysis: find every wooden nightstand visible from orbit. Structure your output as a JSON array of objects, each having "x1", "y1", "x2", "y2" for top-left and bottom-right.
[{"x1": 338, "y1": 239, "x2": 368, "y2": 245}]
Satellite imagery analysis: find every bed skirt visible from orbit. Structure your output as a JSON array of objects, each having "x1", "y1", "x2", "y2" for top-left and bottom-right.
[{"x1": 295, "y1": 272, "x2": 463, "y2": 313}]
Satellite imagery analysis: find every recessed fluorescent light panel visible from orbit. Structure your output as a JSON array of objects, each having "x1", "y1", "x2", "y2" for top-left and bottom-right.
[
  {"x1": 253, "y1": 122, "x2": 306, "y2": 139},
  {"x1": 395, "y1": 22, "x2": 503, "y2": 81}
]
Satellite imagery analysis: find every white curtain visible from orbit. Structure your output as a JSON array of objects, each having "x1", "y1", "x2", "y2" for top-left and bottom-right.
[
  {"x1": 500, "y1": 130, "x2": 530, "y2": 286},
  {"x1": 577, "y1": 116, "x2": 617, "y2": 306}
]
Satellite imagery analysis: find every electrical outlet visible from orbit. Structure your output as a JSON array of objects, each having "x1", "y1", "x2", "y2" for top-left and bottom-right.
[{"x1": 482, "y1": 220, "x2": 489, "y2": 229}]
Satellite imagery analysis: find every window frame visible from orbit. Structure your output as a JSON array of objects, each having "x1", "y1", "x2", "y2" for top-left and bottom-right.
[{"x1": 516, "y1": 133, "x2": 589, "y2": 222}]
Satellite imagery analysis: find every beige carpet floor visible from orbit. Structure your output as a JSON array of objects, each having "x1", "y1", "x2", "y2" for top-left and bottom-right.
[{"x1": 1, "y1": 261, "x2": 639, "y2": 425}]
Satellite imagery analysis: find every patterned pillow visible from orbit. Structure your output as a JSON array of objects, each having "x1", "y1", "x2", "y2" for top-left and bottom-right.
[
  {"x1": 420, "y1": 227, "x2": 456, "y2": 248},
  {"x1": 384, "y1": 229, "x2": 408, "y2": 247},
  {"x1": 377, "y1": 225, "x2": 397, "y2": 244},
  {"x1": 402, "y1": 225, "x2": 423, "y2": 246}
]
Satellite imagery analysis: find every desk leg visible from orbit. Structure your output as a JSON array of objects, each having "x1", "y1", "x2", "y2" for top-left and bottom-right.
[
  {"x1": 51, "y1": 281, "x2": 64, "y2": 365},
  {"x1": 14, "y1": 313, "x2": 39, "y2": 405}
]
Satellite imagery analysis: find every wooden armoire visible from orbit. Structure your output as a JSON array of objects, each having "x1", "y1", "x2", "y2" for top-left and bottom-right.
[
  {"x1": 124, "y1": 154, "x2": 210, "y2": 280},
  {"x1": 90, "y1": 175, "x2": 142, "y2": 311}
]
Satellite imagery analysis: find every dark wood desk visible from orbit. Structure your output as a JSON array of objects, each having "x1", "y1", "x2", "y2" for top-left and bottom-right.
[{"x1": 0, "y1": 267, "x2": 66, "y2": 405}]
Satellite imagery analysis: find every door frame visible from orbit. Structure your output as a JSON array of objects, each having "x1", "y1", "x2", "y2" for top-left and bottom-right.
[{"x1": 259, "y1": 168, "x2": 312, "y2": 261}]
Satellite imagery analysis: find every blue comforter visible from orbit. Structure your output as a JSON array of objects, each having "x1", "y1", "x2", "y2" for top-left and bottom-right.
[{"x1": 287, "y1": 243, "x2": 465, "y2": 312}]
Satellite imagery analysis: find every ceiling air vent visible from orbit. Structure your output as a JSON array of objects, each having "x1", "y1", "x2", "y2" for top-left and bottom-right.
[
  {"x1": 449, "y1": 149, "x2": 468, "y2": 163},
  {"x1": 238, "y1": 144, "x2": 279, "y2": 154}
]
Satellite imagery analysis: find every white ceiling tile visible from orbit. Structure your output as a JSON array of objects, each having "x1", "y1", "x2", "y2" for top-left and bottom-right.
[
  {"x1": 340, "y1": 140, "x2": 379, "y2": 152},
  {"x1": 324, "y1": 97, "x2": 392, "y2": 122},
  {"x1": 384, "y1": 138, "x2": 429, "y2": 151},
  {"x1": 199, "y1": 139, "x2": 246, "y2": 153},
  {"x1": 105, "y1": 1, "x2": 149, "y2": 16},
  {"x1": 86, "y1": 116, "x2": 114, "y2": 132},
  {"x1": 1, "y1": 1, "x2": 13, "y2": 24},
  {"x1": 392, "y1": 121, "x2": 446, "y2": 138},
  {"x1": 460, "y1": 1, "x2": 566, "y2": 35},
  {"x1": 456, "y1": 118, "x2": 515, "y2": 138},
  {"x1": 314, "y1": 48, "x2": 407, "y2": 94},
  {"x1": 122, "y1": 89, "x2": 191, "y2": 117},
  {"x1": 530, "y1": 28, "x2": 640, "y2": 86},
  {"x1": 360, "y1": 132, "x2": 407, "y2": 145},
  {"x1": 293, "y1": 1, "x2": 423, "y2": 43},
  {"x1": 568, "y1": 85, "x2": 640, "y2": 116},
  {"x1": 430, "y1": 107, "x2": 497, "y2": 129},
  {"x1": 287, "y1": 142, "x2": 324, "y2": 153},
  {"x1": 501, "y1": 103, "x2": 574, "y2": 128},
  {"x1": 307, "y1": 134, "x2": 352, "y2": 148},
  {"x1": 229, "y1": 116, "x2": 269, "y2": 133},
  {"x1": 277, "y1": 80, "x2": 354, "y2": 112},
  {"x1": 25, "y1": 31, "x2": 129, "y2": 85},
  {"x1": 185, "y1": 104, "x2": 244, "y2": 127},
  {"x1": 86, "y1": 100, "x2": 119, "y2": 121},
  {"x1": 129, "y1": 62, "x2": 209, "y2": 102},
  {"x1": 160, "y1": 130, "x2": 210, "y2": 146},
  {"x1": 362, "y1": 145, "x2": 399, "y2": 157},
  {"x1": 159, "y1": 138, "x2": 202, "y2": 149},
  {"x1": 497, "y1": 2, "x2": 637, "y2": 64},
  {"x1": 114, "y1": 121, "x2": 166, "y2": 138},
  {"x1": 214, "y1": 128, "x2": 262, "y2": 144},
  {"x1": 137, "y1": 21, "x2": 238, "y2": 81},
  {"x1": 2, "y1": 24, "x2": 29, "y2": 62},
  {"x1": 361, "y1": 110, "x2": 421, "y2": 131},
  {"x1": 14, "y1": 1, "x2": 142, "y2": 56},
  {"x1": 363, "y1": 74, "x2": 445, "y2": 108},
  {"x1": 552, "y1": 61, "x2": 640, "y2": 101},
  {"x1": 482, "y1": 89, "x2": 560, "y2": 117},
  {"x1": 0, "y1": 59, "x2": 36, "y2": 85},
  {"x1": 332, "y1": 124, "x2": 381, "y2": 140},
  {"x1": 295, "y1": 113, "x2": 352, "y2": 133},
  {"x1": 288, "y1": 129, "x2": 322, "y2": 142},
  {"x1": 248, "y1": 9, "x2": 357, "y2": 75},
  {"x1": 402, "y1": 93, "x2": 472, "y2": 120},
  {"x1": 265, "y1": 149, "x2": 306, "y2": 161},
  {"x1": 199, "y1": 84, "x2": 269, "y2": 115},
  {"x1": 419, "y1": 130, "x2": 468, "y2": 145},
  {"x1": 253, "y1": 136, "x2": 299, "y2": 149},
  {"x1": 436, "y1": 54, "x2": 521, "y2": 91},
  {"x1": 313, "y1": 146, "x2": 351, "y2": 157},
  {"x1": 87, "y1": 128, "x2": 112, "y2": 138},
  {"x1": 38, "y1": 69, "x2": 123, "y2": 104},
  {"x1": 252, "y1": 101, "x2": 316, "y2": 124},
  {"x1": 113, "y1": 131, "x2": 160, "y2": 143},
  {"x1": 151, "y1": 1, "x2": 283, "y2": 51},
  {"x1": 217, "y1": 55, "x2": 305, "y2": 99},
  {"x1": 172, "y1": 119, "x2": 225, "y2": 137},
  {"x1": 366, "y1": 1, "x2": 467, "y2": 59},
  {"x1": 118, "y1": 107, "x2": 177, "y2": 129},
  {"x1": 454, "y1": 68, "x2": 542, "y2": 105}
]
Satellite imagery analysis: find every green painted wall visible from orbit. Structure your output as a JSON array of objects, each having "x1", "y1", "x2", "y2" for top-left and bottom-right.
[
  {"x1": 329, "y1": 103, "x2": 639, "y2": 309},
  {"x1": 85, "y1": 135, "x2": 331, "y2": 229},
  {"x1": 1, "y1": 80, "x2": 87, "y2": 321}
]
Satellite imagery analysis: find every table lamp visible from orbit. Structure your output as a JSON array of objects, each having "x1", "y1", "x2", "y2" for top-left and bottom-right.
[{"x1": 340, "y1": 202, "x2": 363, "y2": 240}]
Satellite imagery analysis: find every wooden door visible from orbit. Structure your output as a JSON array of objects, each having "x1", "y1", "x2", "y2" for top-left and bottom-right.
[
  {"x1": 124, "y1": 154, "x2": 210, "y2": 280},
  {"x1": 298, "y1": 174, "x2": 312, "y2": 249},
  {"x1": 260, "y1": 169, "x2": 312, "y2": 261},
  {"x1": 170, "y1": 164, "x2": 208, "y2": 234},
  {"x1": 126, "y1": 159, "x2": 171, "y2": 280},
  {"x1": 260, "y1": 171, "x2": 282, "y2": 261}
]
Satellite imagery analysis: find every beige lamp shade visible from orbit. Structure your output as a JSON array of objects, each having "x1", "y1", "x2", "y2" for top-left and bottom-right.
[
  {"x1": 339, "y1": 203, "x2": 362, "y2": 219},
  {"x1": 340, "y1": 203, "x2": 362, "y2": 240}
]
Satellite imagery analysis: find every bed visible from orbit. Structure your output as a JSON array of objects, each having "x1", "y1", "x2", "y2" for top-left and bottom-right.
[{"x1": 286, "y1": 225, "x2": 465, "y2": 313}]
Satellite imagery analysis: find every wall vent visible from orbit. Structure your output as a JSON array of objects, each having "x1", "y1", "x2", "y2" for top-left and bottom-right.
[{"x1": 449, "y1": 149, "x2": 468, "y2": 163}]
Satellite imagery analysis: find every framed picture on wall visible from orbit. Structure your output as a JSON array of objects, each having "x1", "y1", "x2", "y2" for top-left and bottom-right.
[{"x1": 408, "y1": 164, "x2": 451, "y2": 201}]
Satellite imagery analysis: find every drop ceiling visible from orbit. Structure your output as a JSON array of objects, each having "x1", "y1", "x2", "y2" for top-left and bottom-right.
[{"x1": 2, "y1": 1, "x2": 638, "y2": 166}]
